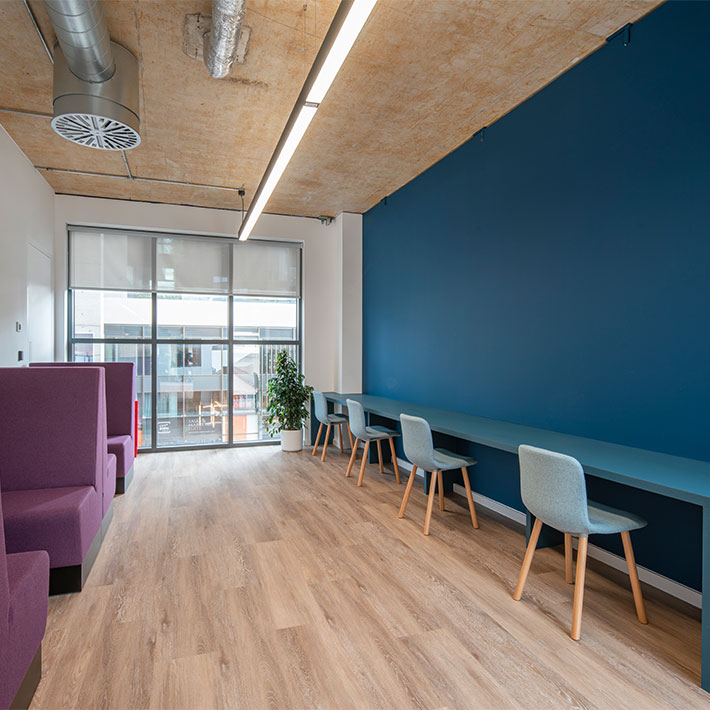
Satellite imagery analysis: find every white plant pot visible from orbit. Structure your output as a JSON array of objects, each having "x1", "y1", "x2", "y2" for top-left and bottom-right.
[{"x1": 280, "y1": 429, "x2": 303, "y2": 452}]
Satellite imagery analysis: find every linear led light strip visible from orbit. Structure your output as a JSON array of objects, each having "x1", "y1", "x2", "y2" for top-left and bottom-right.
[{"x1": 238, "y1": 0, "x2": 378, "y2": 240}]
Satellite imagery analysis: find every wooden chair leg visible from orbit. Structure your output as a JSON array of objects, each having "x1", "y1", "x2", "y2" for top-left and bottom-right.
[
  {"x1": 357, "y1": 440, "x2": 370, "y2": 487},
  {"x1": 460, "y1": 467, "x2": 479, "y2": 529},
  {"x1": 398, "y1": 465, "x2": 417, "y2": 518},
  {"x1": 376, "y1": 439, "x2": 384, "y2": 473},
  {"x1": 311, "y1": 423, "x2": 323, "y2": 456},
  {"x1": 321, "y1": 424, "x2": 331, "y2": 462},
  {"x1": 347, "y1": 422, "x2": 354, "y2": 450},
  {"x1": 437, "y1": 470, "x2": 445, "y2": 511},
  {"x1": 338, "y1": 423, "x2": 344, "y2": 453},
  {"x1": 564, "y1": 534, "x2": 574, "y2": 584},
  {"x1": 345, "y1": 439, "x2": 359, "y2": 478},
  {"x1": 387, "y1": 438, "x2": 401, "y2": 483},
  {"x1": 621, "y1": 531, "x2": 648, "y2": 624},
  {"x1": 571, "y1": 536, "x2": 588, "y2": 640},
  {"x1": 423, "y1": 471, "x2": 438, "y2": 536},
  {"x1": 513, "y1": 517, "x2": 543, "y2": 600}
]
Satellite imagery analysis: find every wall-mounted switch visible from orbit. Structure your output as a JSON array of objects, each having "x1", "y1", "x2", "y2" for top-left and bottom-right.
[
  {"x1": 17, "y1": 350, "x2": 24, "y2": 362},
  {"x1": 15, "y1": 321, "x2": 22, "y2": 333}
]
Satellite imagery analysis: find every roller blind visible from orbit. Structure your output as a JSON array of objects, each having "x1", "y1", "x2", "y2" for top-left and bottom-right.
[
  {"x1": 70, "y1": 230, "x2": 152, "y2": 291},
  {"x1": 70, "y1": 229, "x2": 301, "y2": 297},
  {"x1": 233, "y1": 241, "x2": 300, "y2": 297},
  {"x1": 156, "y1": 237, "x2": 230, "y2": 293}
]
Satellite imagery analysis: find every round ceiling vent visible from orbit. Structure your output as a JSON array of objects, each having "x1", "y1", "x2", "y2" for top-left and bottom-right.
[
  {"x1": 51, "y1": 113, "x2": 141, "y2": 151},
  {"x1": 51, "y1": 42, "x2": 141, "y2": 152}
]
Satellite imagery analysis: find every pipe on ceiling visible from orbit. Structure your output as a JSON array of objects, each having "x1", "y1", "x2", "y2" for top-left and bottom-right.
[
  {"x1": 204, "y1": 0, "x2": 247, "y2": 79},
  {"x1": 44, "y1": 0, "x2": 115, "y2": 82}
]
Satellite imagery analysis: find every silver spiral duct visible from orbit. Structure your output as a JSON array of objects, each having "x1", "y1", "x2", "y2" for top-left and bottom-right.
[
  {"x1": 45, "y1": 0, "x2": 115, "y2": 83},
  {"x1": 204, "y1": 0, "x2": 247, "y2": 79}
]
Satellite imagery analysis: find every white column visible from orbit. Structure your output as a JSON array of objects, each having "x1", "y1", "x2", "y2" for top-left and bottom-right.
[{"x1": 333, "y1": 212, "x2": 363, "y2": 394}]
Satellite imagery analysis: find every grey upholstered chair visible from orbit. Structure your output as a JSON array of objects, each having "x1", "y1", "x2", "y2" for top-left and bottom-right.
[
  {"x1": 398, "y1": 414, "x2": 479, "y2": 536},
  {"x1": 513, "y1": 444, "x2": 648, "y2": 640},
  {"x1": 345, "y1": 399, "x2": 401, "y2": 486},
  {"x1": 311, "y1": 391, "x2": 353, "y2": 462}
]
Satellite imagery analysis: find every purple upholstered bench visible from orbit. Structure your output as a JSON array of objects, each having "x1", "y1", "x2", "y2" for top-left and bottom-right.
[
  {"x1": 0, "y1": 484, "x2": 49, "y2": 710},
  {"x1": 31, "y1": 362, "x2": 136, "y2": 493},
  {"x1": 0, "y1": 367, "x2": 115, "y2": 595}
]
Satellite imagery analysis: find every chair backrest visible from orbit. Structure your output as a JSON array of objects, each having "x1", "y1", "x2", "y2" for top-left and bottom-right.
[
  {"x1": 346, "y1": 399, "x2": 368, "y2": 440},
  {"x1": 31, "y1": 362, "x2": 135, "y2": 437},
  {"x1": 0, "y1": 367, "x2": 107, "y2": 495},
  {"x1": 400, "y1": 414, "x2": 437, "y2": 471},
  {"x1": 313, "y1": 391, "x2": 329, "y2": 425},
  {"x1": 518, "y1": 445, "x2": 591, "y2": 534}
]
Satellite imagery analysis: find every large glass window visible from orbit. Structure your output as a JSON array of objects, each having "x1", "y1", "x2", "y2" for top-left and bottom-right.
[
  {"x1": 68, "y1": 228, "x2": 301, "y2": 451},
  {"x1": 157, "y1": 344, "x2": 228, "y2": 447},
  {"x1": 232, "y1": 343, "x2": 298, "y2": 441},
  {"x1": 233, "y1": 297, "x2": 298, "y2": 341},
  {"x1": 157, "y1": 293, "x2": 228, "y2": 340},
  {"x1": 73, "y1": 289, "x2": 152, "y2": 339}
]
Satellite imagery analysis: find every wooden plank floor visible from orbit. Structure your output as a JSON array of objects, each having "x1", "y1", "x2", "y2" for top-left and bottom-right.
[{"x1": 31, "y1": 445, "x2": 708, "y2": 709}]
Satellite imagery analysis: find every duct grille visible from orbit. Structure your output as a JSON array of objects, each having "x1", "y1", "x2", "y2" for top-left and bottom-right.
[{"x1": 51, "y1": 113, "x2": 141, "y2": 151}]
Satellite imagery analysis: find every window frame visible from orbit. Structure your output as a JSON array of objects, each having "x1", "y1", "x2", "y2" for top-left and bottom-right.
[{"x1": 67, "y1": 225, "x2": 303, "y2": 452}]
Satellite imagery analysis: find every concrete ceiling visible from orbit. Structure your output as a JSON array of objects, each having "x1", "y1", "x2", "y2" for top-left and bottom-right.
[{"x1": 0, "y1": 0, "x2": 662, "y2": 219}]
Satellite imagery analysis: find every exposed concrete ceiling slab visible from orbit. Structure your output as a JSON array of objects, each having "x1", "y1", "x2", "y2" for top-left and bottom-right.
[{"x1": 0, "y1": 0, "x2": 662, "y2": 218}]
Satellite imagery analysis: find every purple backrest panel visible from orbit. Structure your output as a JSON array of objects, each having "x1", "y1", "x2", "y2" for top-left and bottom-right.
[
  {"x1": 0, "y1": 485, "x2": 8, "y2": 632},
  {"x1": 0, "y1": 368, "x2": 106, "y2": 494},
  {"x1": 30, "y1": 362, "x2": 135, "y2": 437}
]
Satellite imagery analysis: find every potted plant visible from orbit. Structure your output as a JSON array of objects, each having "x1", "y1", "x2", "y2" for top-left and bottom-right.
[{"x1": 265, "y1": 350, "x2": 314, "y2": 452}]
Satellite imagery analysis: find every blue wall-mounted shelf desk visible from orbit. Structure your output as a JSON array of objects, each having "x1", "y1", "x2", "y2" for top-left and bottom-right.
[{"x1": 322, "y1": 391, "x2": 710, "y2": 691}]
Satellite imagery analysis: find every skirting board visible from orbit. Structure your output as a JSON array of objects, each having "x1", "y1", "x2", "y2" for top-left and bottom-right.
[{"x1": 397, "y1": 458, "x2": 702, "y2": 609}]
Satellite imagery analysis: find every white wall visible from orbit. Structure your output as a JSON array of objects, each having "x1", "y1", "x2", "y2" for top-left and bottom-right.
[
  {"x1": 0, "y1": 125, "x2": 55, "y2": 367},
  {"x1": 53, "y1": 196, "x2": 363, "y2": 424},
  {"x1": 334, "y1": 212, "x2": 363, "y2": 393}
]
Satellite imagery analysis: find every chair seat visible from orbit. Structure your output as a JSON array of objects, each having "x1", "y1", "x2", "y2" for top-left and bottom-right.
[
  {"x1": 3, "y1": 549, "x2": 49, "y2": 709},
  {"x1": 7, "y1": 550, "x2": 49, "y2": 654},
  {"x1": 2, "y1": 486, "x2": 101, "y2": 568},
  {"x1": 362, "y1": 425, "x2": 399, "y2": 441},
  {"x1": 325, "y1": 413, "x2": 349, "y2": 424},
  {"x1": 432, "y1": 448, "x2": 477, "y2": 471},
  {"x1": 108, "y1": 434, "x2": 134, "y2": 479},
  {"x1": 586, "y1": 500, "x2": 647, "y2": 535}
]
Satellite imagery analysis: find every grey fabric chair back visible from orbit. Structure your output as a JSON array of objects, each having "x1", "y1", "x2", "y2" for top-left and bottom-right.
[
  {"x1": 518, "y1": 445, "x2": 591, "y2": 534},
  {"x1": 400, "y1": 414, "x2": 438, "y2": 471},
  {"x1": 346, "y1": 399, "x2": 368, "y2": 439},
  {"x1": 313, "y1": 391, "x2": 329, "y2": 424}
]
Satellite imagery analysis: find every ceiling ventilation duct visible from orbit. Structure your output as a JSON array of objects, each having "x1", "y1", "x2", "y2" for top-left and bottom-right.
[
  {"x1": 203, "y1": 0, "x2": 247, "y2": 78},
  {"x1": 46, "y1": 0, "x2": 141, "y2": 150}
]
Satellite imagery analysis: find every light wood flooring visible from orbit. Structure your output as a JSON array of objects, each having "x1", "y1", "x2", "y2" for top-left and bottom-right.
[{"x1": 31, "y1": 445, "x2": 708, "y2": 709}]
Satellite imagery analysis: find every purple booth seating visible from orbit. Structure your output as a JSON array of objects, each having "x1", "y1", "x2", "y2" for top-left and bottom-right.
[
  {"x1": 0, "y1": 484, "x2": 49, "y2": 710},
  {"x1": 31, "y1": 362, "x2": 136, "y2": 493},
  {"x1": 0, "y1": 367, "x2": 115, "y2": 595}
]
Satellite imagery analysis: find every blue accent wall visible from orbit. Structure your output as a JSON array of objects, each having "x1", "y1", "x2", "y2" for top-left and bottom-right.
[{"x1": 362, "y1": 1, "x2": 710, "y2": 591}]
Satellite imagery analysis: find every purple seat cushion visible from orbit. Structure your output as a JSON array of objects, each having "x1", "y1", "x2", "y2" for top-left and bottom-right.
[
  {"x1": 2, "y1": 487, "x2": 101, "y2": 568},
  {"x1": 0, "y1": 550, "x2": 49, "y2": 709},
  {"x1": 108, "y1": 435, "x2": 134, "y2": 480}
]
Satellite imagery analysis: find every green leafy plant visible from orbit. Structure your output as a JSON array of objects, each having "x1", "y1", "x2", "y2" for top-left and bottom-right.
[{"x1": 265, "y1": 350, "x2": 314, "y2": 435}]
